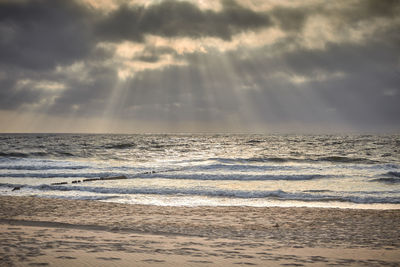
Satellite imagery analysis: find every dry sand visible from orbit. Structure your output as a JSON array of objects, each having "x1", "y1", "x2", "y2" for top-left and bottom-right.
[{"x1": 0, "y1": 196, "x2": 399, "y2": 266}]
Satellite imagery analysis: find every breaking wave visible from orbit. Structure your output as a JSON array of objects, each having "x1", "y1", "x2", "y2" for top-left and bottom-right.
[
  {"x1": 211, "y1": 156, "x2": 377, "y2": 164},
  {"x1": 2, "y1": 183, "x2": 399, "y2": 204}
]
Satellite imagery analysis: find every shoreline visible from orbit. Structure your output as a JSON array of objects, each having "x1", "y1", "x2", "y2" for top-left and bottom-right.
[
  {"x1": 3, "y1": 190, "x2": 400, "y2": 210},
  {"x1": 101, "y1": 197, "x2": 400, "y2": 210},
  {"x1": 1, "y1": 196, "x2": 399, "y2": 266}
]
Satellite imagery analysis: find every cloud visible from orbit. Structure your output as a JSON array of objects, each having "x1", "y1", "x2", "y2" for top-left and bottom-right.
[
  {"x1": 133, "y1": 45, "x2": 177, "y2": 63},
  {"x1": 0, "y1": 0, "x2": 399, "y2": 132},
  {"x1": 48, "y1": 64, "x2": 119, "y2": 116},
  {"x1": 271, "y1": 0, "x2": 400, "y2": 32},
  {"x1": 0, "y1": 0, "x2": 94, "y2": 70},
  {"x1": 270, "y1": 0, "x2": 400, "y2": 50},
  {"x1": 271, "y1": 6, "x2": 310, "y2": 32},
  {"x1": 95, "y1": 0, "x2": 272, "y2": 42},
  {"x1": 343, "y1": 0, "x2": 400, "y2": 21}
]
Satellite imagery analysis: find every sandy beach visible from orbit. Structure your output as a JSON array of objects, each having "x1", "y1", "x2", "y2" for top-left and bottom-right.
[{"x1": 0, "y1": 196, "x2": 399, "y2": 266}]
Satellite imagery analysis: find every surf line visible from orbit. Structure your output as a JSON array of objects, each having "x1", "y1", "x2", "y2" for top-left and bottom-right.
[
  {"x1": 49, "y1": 169, "x2": 163, "y2": 185},
  {"x1": 50, "y1": 175, "x2": 129, "y2": 185},
  {"x1": 50, "y1": 171, "x2": 156, "y2": 185},
  {"x1": 51, "y1": 167, "x2": 185, "y2": 185},
  {"x1": 10, "y1": 168, "x2": 182, "y2": 191},
  {"x1": 10, "y1": 175, "x2": 130, "y2": 191}
]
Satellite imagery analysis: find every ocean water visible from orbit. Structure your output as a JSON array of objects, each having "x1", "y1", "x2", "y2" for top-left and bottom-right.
[{"x1": 0, "y1": 134, "x2": 399, "y2": 209}]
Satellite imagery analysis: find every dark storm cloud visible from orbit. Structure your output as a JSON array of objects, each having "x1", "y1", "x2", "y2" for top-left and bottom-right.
[
  {"x1": 271, "y1": 0, "x2": 400, "y2": 32},
  {"x1": 344, "y1": 0, "x2": 400, "y2": 20},
  {"x1": 254, "y1": 41, "x2": 400, "y2": 127},
  {"x1": 271, "y1": 6, "x2": 310, "y2": 32},
  {"x1": 118, "y1": 30, "x2": 400, "y2": 127},
  {"x1": 0, "y1": 80, "x2": 43, "y2": 110},
  {"x1": 0, "y1": 0, "x2": 94, "y2": 70},
  {"x1": 119, "y1": 61, "x2": 242, "y2": 123},
  {"x1": 96, "y1": 0, "x2": 272, "y2": 41},
  {"x1": 0, "y1": 0, "x2": 399, "y2": 132},
  {"x1": 48, "y1": 65, "x2": 119, "y2": 115},
  {"x1": 235, "y1": 26, "x2": 399, "y2": 125},
  {"x1": 0, "y1": 0, "x2": 272, "y2": 112},
  {"x1": 282, "y1": 41, "x2": 399, "y2": 77}
]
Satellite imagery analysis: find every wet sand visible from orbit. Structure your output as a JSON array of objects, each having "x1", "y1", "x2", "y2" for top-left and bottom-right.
[{"x1": 0, "y1": 196, "x2": 399, "y2": 266}]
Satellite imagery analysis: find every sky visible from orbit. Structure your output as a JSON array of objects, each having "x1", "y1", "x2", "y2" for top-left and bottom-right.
[{"x1": 0, "y1": 0, "x2": 399, "y2": 133}]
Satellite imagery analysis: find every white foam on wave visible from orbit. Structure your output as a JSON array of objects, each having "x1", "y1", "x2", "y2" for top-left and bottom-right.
[{"x1": 0, "y1": 134, "x2": 399, "y2": 208}]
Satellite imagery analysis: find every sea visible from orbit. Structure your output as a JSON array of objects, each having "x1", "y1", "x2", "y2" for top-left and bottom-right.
[{"x1": 0, "y1": 134, "x2": 399, "y2": 209}]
